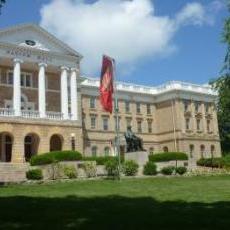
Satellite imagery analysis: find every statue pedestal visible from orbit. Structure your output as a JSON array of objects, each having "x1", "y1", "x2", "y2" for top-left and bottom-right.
[{"x1": 125, "y1": 151, "x2": 148, "y2": 166}]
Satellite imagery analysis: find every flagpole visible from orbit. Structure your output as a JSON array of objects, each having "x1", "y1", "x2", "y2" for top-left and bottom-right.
[{"x1": 112, "y1": 59, "x2": 121, "y2": 180}]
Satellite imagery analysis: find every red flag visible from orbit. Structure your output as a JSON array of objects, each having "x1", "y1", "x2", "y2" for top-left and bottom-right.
[{"x1": 99, "y1": 55, "x2": 114, "y2": 113}]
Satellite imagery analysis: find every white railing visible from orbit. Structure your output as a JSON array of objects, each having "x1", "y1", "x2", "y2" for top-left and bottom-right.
[
  {"x1": 81, "y1": 77, "x2": 217, "y2": 96},
  {"x1": 22, "y1": 110, "x2": 40, "y2": 119},
  {"x1": 46, "y1": 111, "x2": 63, "y2": 120},
  {"x1": 0, "y1": 109, "x2": 71, "y2": 121},
  {"x1": 0, "y1": 108, "x2": 14, "y2": 116}
]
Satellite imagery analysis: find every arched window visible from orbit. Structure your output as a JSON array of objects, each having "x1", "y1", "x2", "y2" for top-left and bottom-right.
[
  {"x1": 149, "y1": 147, "x2": 154, "y2": 154},
  {"x1": 163, "y1": 146, "x2": 168, "y2": 153},
  {"x1": 200, "y1": 145, "x2": 205, "y2": 158},
  {"x1": 211, "y1": 145, "x2": 215, "y2": 157},
  {"x1": 189, "y1": 145, "x2": 194, "y2": 158},
  {"x1": 92, "y1": 146, "x2": 97, "y2": 157},
  {"x1": 104, "y1": 147, "x2": 110, "y2": 156}
]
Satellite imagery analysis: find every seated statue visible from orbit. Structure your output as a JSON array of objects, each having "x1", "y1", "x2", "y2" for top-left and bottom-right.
[{"x1": 124, "y1": 126, "x2": 145, "y2": 152}]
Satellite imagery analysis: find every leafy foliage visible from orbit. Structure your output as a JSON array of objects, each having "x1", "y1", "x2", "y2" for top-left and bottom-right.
[
  {"x1": 82, "y1": 162, "x2": 97, "y2": 178},
  {"x1": 211, "y1": 1, "x2": 230, "y2": 153},
  {"x1": 63, "y1": 165, "x2": 78, "y2": 179},
  {"x1": 197, "y1": 156, "x2": 230, "y2": 168},
  {"x1": 26, "y1": 169, "x2": 43, "y2": 180},
  {"x1": 161, "y1": 166, "x2": 175, "y2": 175},
  {"x1": 122, "y1": 160, "x2": 139, "y2": 176},
  {"x1": 176, "y1": 167, "x2": 187, "y2": 175},
  {"x1": 149, "y1": 152, "x2": 188, "y2": 162},
  {"x1": 105, "y1": 159, "x2": 119, "y2": 177},
  {"x1": 143, "y1": 162, "x2": 157, "y2": 175},
  {"x1": 197, "y1": 158, "x2": 223, "y2": 168},
  {"x1": 30, "y1": 151, "x2": 82, "y2": 166},
  {"x1": 82, "y1": 156, "x2": 122, "y2": 165}
]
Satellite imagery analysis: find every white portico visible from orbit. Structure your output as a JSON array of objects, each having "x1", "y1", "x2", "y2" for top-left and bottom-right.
[{"x1": 0, "y1": 24, "x2": 82, "y2": 121}]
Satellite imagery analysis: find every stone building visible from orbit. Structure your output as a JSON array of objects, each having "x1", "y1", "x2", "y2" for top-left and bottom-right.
[{"x1": 0, "y1": 24, "x2": 221, "y2": 164}]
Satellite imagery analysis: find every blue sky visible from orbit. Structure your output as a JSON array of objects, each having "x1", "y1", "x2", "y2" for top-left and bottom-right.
[{"x1": 0, "y1": 0, "x2": 228, "y2": 86}]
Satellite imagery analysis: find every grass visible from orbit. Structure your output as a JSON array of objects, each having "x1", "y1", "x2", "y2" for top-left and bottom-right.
[{"x1": 0, "y1": 176, "x2": 230, "y2": 229}]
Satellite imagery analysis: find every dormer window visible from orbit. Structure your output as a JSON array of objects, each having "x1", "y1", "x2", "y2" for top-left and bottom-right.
[{"x1": 25, "y1": 40, "x2": 36, "y2": 46}]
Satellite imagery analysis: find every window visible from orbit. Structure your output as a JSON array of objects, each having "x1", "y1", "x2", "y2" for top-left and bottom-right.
[
  {"x1": 186, "y1": 118, "x2": 190, "y2": 130},
  {"x1": 211, "y1": 145, "x2": 215, "y2": 157},
  {"x1": 20, "y1": 73, "x2": 32, "y2": 87},
  {"x1": 136, "y1": 102, "x2": 141, "y2": 114},
  {"x1": 200, "y1": 145, "x2": 205, "y2": 158},
  {"x1": 195, "y1": 102, "x2": 200, "y2": 113},
  {"x1": 163, "y1": 146, "x2": 169, "y2": 152},
  {"x1": 103, "y1": 118, "x2": 109, "y2": 131},
  {"x1": 91, "y1": 146, "x2": 97, "y2": 157},
  {"x1": 90, "y1": 116, "x2": 96, "y2": 129},
  {"x1": 125, "y1": 101, "x2": 130, "y2": 113},
  {"x1": 147, "y1": 104, "x2": 151, "y2": 115},
  {"x1": 137, "y1": 120, "x2": 142, "y2": 133},
  {"x1": 149, "y1": 147, "x2": 154, "y2": 153},
  {"x1": 189, "y1": 145, "x2": 194, "y2": 158},
  {"x1": 207, "y1": 120, "x2": 211, "y2": 133},
  {"x1": 126, "y1": 118, "x2": 132, "y2": 128},
  {"x1": 196, "y1": 119, "x2": 201, "y2": 131},
  {"x1": 90, "y1": 97, "x2": 96, "y2": 109},
  {"x1": 184, "y1": 101, "x2": 189, "y2": 112},
  {"x1": 148, "y1": 121, "x2": 152, "y2": 133},
  {"x1": 7, "y1": 71, "x2": 13, "y2": 85},
  {"x1": 104, "y1": 147, "x2": 110, "y2": 156}
]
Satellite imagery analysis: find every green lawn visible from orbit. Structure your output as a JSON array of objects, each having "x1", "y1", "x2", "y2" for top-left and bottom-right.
[{"x1": 0, "y1": 176, "x2": 230, "y2": 229}]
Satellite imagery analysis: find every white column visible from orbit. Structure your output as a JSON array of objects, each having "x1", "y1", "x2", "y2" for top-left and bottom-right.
[
  {"x1": 60, "y1": 66, "x2": 69, "y2": 119},
  {"x1": 70, "y1": 68, "x2": 78, "y2": 120},
  {"x1": 13, "y1": 58, "x2": 23, "y2": 116},
  {"x1": 38, "y1": 63, "x2": 47, "y2": 118}
]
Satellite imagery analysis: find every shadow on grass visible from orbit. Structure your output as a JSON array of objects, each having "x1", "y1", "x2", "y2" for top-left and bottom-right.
[{"x1": 0, "y1": 195, "x2": 230, "y2": 230}]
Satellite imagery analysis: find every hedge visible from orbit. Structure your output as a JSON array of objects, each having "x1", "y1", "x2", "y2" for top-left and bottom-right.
[
  {"x1": 149, "y1": 152, "x2": 188, "y2": 162},
  {"x1": 197, "y1": 155, "x2": 230, "y2": 168},
  {"x1": 197, "y1": 158, "x2": 223, "y2": 168},
  {"x1": 82, "y1": 156, "x2": 124, "y2": 165},
  {"x1": 30, "y1": 151, "x2": 83, "y2": 166}
]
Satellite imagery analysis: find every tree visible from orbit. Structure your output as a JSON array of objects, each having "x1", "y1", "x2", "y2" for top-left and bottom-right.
[
  {"x1": 211, "y1": 1, "x2": 230, "y2": 154},
  {"x1": 0, "y1": 0, "x2": 6, "y2": 14}
]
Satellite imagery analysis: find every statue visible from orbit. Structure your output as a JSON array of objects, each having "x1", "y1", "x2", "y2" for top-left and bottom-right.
[{"x1": 124, "y1": 126, "x2": 145, "y2": 152}]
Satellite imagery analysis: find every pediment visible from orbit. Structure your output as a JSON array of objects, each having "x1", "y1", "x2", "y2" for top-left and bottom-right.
[{"x1": 0, "y1": 24, "x2": 82, "y2": 58}]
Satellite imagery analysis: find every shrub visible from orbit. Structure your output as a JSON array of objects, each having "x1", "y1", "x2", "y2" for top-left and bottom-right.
[
  {"x1": 149, "y1": 152, "x2": 188, "y2": 162},
  {"x1": 176, "y1": 166, "x2": 187, "y2": 175},
  {"x1": 82, "y1": 156, "x2": 124, "y2": 165},
  {"x1": 82, "y1": 162, "x2": 97, "y2": 178},
  {"x1": 143, "y1": 162, "x2": 157, "y2": 175},
  {"x1": 63, "y1": 165, "x2": 78, "y2": 179},
  {"x1": 122, "y1": 160, "x2": 139, "y2": 176},
  {"x1": 105, "y1": 159, "x2": 119, "y2": 177},
  {"x1": 26, "y1": 169, "x2": 43, "y2": 180},
  {"x1": 30, "y1": 151, "x2": 82, "y2": 166},
  {"x1": 161, "y1": 166, "x2": 175, "y2": 175},
  {"x1": 197, "y1": 158, "x2": 223, "y2": 168}
]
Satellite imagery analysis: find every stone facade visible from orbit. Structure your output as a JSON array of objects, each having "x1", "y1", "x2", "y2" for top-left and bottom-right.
[{"x1": 0, "y1": 24, "x2": 221, "y2": 164}]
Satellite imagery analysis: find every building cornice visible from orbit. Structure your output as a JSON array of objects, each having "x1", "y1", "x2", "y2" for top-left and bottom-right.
[{"x1": 80, "y1": 77, "x2": 217, "y2": 99}]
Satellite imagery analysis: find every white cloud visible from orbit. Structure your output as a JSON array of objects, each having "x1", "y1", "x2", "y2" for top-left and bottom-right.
[{"x1": 40, "y1": 0, "x2": 213, "y2": 76}]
